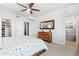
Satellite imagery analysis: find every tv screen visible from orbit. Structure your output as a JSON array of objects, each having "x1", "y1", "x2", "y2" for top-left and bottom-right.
[{"x1": 40, "y1": 20, "x2": 54, "y2": 29}]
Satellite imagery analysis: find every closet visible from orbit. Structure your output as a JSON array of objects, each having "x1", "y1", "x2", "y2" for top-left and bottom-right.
[{"x1": 1, "y1": 19, "x2": 11, "y2": 37}]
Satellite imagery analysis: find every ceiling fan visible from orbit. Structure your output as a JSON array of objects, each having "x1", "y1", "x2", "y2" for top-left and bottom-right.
[{"x1": 17, "y1": 3, "x2": 40, "y2": 14}]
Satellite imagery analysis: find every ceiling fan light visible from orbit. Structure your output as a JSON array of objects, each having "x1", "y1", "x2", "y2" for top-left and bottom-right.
[{"x1": 27, "y1": 8, "x2": 31, "y2": 12}]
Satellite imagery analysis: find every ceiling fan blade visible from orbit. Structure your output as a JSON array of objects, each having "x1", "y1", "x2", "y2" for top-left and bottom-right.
[
  {"x1": 30, "y1": 11, "x2": 33, "y2": 14},
  {"x1": 16, "y1": 3, "x2": 27, "y2": 8},
  {"x1": 29, "y1": 3, "x2": 34, "y2": 8},
  {"x1": 21, "y1": 9, "x2": 27, "y2": 12},
  {"x1": 32, "y1": 8, "x2": 40, "y2": 11}
]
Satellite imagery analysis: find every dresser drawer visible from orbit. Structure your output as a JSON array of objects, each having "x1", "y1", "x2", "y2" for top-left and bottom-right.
[
  {"x1": 38, "y1": 32, "x2": 52, "y2": 43},
  {"x1": 39, "y1": 36, "x2": 49, "y2": 39}
]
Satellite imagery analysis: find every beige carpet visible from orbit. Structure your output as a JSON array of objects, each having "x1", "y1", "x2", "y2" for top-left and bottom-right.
[{"x1": 41, "y1": 43, "x2": 76, "y2": 56}]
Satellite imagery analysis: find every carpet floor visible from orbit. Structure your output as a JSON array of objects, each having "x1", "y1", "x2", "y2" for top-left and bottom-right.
[{"x1": 41, "y1": 43, "x2": 76, "y2": 56}]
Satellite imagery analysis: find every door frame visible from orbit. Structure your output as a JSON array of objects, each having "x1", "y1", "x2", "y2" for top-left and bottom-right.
[{"x1": 75, "y1": 16, "x2": 79, "y2": 55}]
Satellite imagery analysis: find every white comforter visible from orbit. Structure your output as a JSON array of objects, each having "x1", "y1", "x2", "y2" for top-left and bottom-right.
[{"x1": 0, "y1": 36, "x2": 47, "y2": 56}]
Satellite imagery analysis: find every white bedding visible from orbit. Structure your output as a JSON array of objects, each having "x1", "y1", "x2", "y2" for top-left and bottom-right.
[{"x1": 0, "y1": 36, "x2": 47, "y2": 56}]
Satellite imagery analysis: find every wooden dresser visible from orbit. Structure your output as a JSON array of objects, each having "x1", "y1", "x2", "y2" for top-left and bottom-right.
[{"x1": 38, "y1": 32, "x2": 52, "y2": 43}]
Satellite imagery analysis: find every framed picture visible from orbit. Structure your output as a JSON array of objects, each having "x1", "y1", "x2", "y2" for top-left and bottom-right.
[{"x1": 40, "y1": 20, "x2": 54, "y2": 29}]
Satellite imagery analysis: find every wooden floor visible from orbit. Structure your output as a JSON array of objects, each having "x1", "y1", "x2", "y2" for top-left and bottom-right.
[{"x1": 66, "y1": 40, "x2": 76, "y2": 47}]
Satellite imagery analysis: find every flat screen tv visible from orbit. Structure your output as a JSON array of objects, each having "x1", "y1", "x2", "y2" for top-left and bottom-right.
[{"x1": 40, "y1": 20, "x2": 54, "y2": 29}]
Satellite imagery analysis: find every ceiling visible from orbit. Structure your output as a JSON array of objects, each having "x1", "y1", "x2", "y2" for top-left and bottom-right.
[{"x1": 0, "y1": 3, "x2": 75, "y2": 17}]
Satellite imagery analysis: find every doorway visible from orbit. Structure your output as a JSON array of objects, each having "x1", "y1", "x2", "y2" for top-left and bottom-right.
[{"x1": 65, "y1": 16, "x2": 77, "y2": 47}]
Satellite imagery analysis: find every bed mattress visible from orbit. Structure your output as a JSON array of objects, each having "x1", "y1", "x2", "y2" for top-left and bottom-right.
[{"x1": 0, "y1": 36, "x2": 47, "y2": 56}]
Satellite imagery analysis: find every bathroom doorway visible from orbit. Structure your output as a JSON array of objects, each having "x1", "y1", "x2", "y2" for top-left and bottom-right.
[{"x1": 65, "y1": 16, "x2": 77, "y2": 47}]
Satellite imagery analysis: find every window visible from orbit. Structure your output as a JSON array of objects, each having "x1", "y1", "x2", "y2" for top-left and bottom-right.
[{"x1": 24, "y1": 22, "x2": 29, "y2": 36}]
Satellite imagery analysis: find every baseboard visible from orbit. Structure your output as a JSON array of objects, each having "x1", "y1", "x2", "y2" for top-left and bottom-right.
[{"x1": 53, "y1": 41, "x2": 65, "y2": 45}]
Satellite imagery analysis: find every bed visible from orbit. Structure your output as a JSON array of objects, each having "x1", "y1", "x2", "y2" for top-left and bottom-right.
[{"x1": 0, "y1": 36, "x2": 48, "y2": 56}]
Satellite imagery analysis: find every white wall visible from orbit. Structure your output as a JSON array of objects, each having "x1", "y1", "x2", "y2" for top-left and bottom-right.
[
  {"x1": 35, "y1": 9, "x2": 65, "y2": 45},
  {"x1": 0, "y1": 10, "x2": 30, "y2": 37},
  {"x1": 29, "y1": 20, "x2": 40, "y2": 37},
  {"x1": 31, "y1": 4, "x2": 79, "y2": 45}
]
